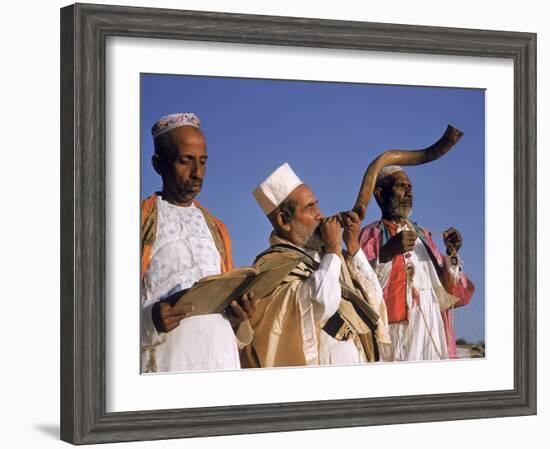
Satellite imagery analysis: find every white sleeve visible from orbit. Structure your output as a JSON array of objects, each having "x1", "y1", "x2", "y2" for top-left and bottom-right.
[
  {"x1": 374, "y1": 257, "x2": 392, "y2": 290},
  {"x1": 140, "y1": 286, "x2": 166, "y2": 350},
  {"x1": 295, "y1": 253, "x2": 342, "y2": 366},
  {"x1": 234, "y1": 320, "x2": 254, "y2": 350},
  {"x1": 362, "y1": 247, "x2": 393, "y2": 290},
  {"x1": 352, "y1": 250, "x2": 392, "y2": 347},
  {"x1": 352, "y1": 250, "x2": 384, "y2": 300},
  {"x1": 297, "y1": 253, "x2": 342, "y2": 322}
]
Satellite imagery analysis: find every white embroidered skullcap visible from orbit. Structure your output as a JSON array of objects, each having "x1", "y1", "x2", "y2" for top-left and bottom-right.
[
  {"x1": 376, "y1": 165, "x2": 405, "y2": 185},
  {"x1": 151, "y1": 112, "x2": 201, "y2": 139},
  {"x1": 253, "y1": 163, "x2": 303, "y2": 215}
]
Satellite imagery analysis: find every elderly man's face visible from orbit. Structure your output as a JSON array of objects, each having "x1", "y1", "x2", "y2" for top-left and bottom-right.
[
  {"x1": 156, "y1": 126, "x2": 207, "y2": 206},
  {"x1": 381, "y1": 171, "x2": 413, "y2": 219},
  {"x1": 286, "y1": 184, "x2": 325, "y2": 250}
]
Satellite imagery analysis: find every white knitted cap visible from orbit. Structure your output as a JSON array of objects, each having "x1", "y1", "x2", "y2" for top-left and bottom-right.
[
  {"x1": 253, "y1": 163, "x2": 303, "y2": 215},
  {"x1": 151, "y1": 112, "x2": 201, "y2": 139},
  {"x1": 376, "y1": 165, "x2": 405, "y2": 184}
]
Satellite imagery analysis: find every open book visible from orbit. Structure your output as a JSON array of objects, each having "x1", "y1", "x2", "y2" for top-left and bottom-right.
[{"x1": 175, "y1": 256, "x2": 300, "y2": 316}]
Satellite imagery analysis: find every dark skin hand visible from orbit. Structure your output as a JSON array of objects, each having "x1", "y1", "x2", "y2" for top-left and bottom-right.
[
  {"x1": 339, "y1": 210, "x2": 362, "y2": 257},
  {"x1": 379, "y1": 230, "x2": 418, "y2": 263},
  {"x1": 378, "y1": 227, "x2": 463, "y2": 262},
  {"x1": 153, "y1": 291, "x2": 256, "y2": 334},
  {"x1": 443, "y1": 227, "x2": 463, "y2": 255},
  {"x1": 320, "y1": 215, "x2": 343, "y2": 256},
  {"x1": 151, "y1": 289, "x2": 194, "y2": 333},
  {"x1": 225, "y1": 292, "x2": 256, "y2": 330}
]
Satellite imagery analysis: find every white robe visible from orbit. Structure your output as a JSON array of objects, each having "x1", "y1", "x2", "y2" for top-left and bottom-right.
[
  {"x1": 375, "y1": 223, "x2": 454, "y2": 361},
  {"x1": 140, "y1": 197, "x2": 252, "y2": 373},
  {"x1": 297, "y1": 249, "x2": 386, "y2": 366}
]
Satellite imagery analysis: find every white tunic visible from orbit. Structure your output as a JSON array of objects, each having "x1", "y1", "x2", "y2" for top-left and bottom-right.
[
  {"x1": 296, "y1": 249, "x2": 385, "y2": 366},
  {"x1": 141, "y1": 198, "x2": 251, "y2": 373},
  {"x1": 375, "y1": 223, "x2": 450, "y2": 361}
]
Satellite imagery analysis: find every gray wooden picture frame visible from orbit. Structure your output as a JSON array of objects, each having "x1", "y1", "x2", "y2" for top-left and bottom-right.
[{"x1": 60, "y1": 2, "x2": 537, "y2": 445}]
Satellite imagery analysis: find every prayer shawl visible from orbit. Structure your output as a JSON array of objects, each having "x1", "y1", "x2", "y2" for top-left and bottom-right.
[
  {"x1": 359, "y1": 220, "x2": 475, "y2": 358},
  {"x1": 243, "y1": 236, "x2": 390, "y2": 368},
  {"x1": 141, "y1": 193, "x2": 233, "y2": 280}
]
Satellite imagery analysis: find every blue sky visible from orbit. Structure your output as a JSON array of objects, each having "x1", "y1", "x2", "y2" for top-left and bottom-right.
[{"x1": 140, "y1": 74, "x2": 485, "y2": 343}]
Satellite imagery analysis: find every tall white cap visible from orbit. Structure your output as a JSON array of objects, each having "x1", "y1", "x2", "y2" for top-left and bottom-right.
[{"x1": 253, "y1": 163, "x2": 303, "y2": 215}]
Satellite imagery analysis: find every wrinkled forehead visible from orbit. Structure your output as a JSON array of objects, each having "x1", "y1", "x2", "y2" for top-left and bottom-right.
[
  {"x1": 387, "y1": 170, "x2": 411, "y2": 187},
  {"x1": 155, "y1": 126, "x2": 207, "y2": 161},
  {"x1": 288, "y1": 184, "x2": 316, "y2": 207},
  {"x1": 169, "y1": 125, "x2": 206, "y2": 146}
]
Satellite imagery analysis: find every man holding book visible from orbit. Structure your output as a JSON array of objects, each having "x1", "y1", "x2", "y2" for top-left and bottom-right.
[{"x1": 140, "y1": 112, "x2": 254, "y2": 373}]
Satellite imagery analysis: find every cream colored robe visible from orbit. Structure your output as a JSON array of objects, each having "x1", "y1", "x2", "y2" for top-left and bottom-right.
[{"x1": 243, "y1": 235, "x2": 390, "y2": 368}]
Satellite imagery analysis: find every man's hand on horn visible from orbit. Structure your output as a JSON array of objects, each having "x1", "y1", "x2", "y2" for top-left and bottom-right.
[
  {"x1": 379, "y1": 230, "x2": 418, "y2": 263},
  {"x1": 341, "y1": 210, "x2": 362, "y2": 257},
  {"x1": 320, "y1": 216, "x2": 343, "y2": 256}
]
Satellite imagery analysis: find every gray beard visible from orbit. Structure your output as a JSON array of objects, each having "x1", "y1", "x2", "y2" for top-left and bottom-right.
[
  {"x1": 178, "y1": 183, "x2": 201, "y2": 202},
  {"x1": 304, "y1": 230, "x2": 324, "y2": 251},
  {"x1": 294, "y1": 221, "x2": 324, "y2": 251},
  {"x1": 387, "y1": 197, "x2": 412, "y2": 219}
]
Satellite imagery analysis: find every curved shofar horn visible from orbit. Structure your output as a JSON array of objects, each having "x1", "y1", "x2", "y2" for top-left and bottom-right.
[{"x1": 352, "y1": 124, "x2": 464, "y2": 220}]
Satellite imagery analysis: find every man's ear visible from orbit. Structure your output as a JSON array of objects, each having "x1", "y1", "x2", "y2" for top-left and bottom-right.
[
  {"x1": 374, "y1": 186, "x2": 384, "y2": 205},
  {"x1": 276, "y1": 211, "x2": 292, "y2": 233},
  {"x1": 152, "y1": 154, "x2": 162, "y2": 176}
]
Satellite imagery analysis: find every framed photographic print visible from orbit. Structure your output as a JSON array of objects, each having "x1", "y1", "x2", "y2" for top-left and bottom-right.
[{"x1": 60, "y1": 2, "x2": 536, "y2": 444}]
